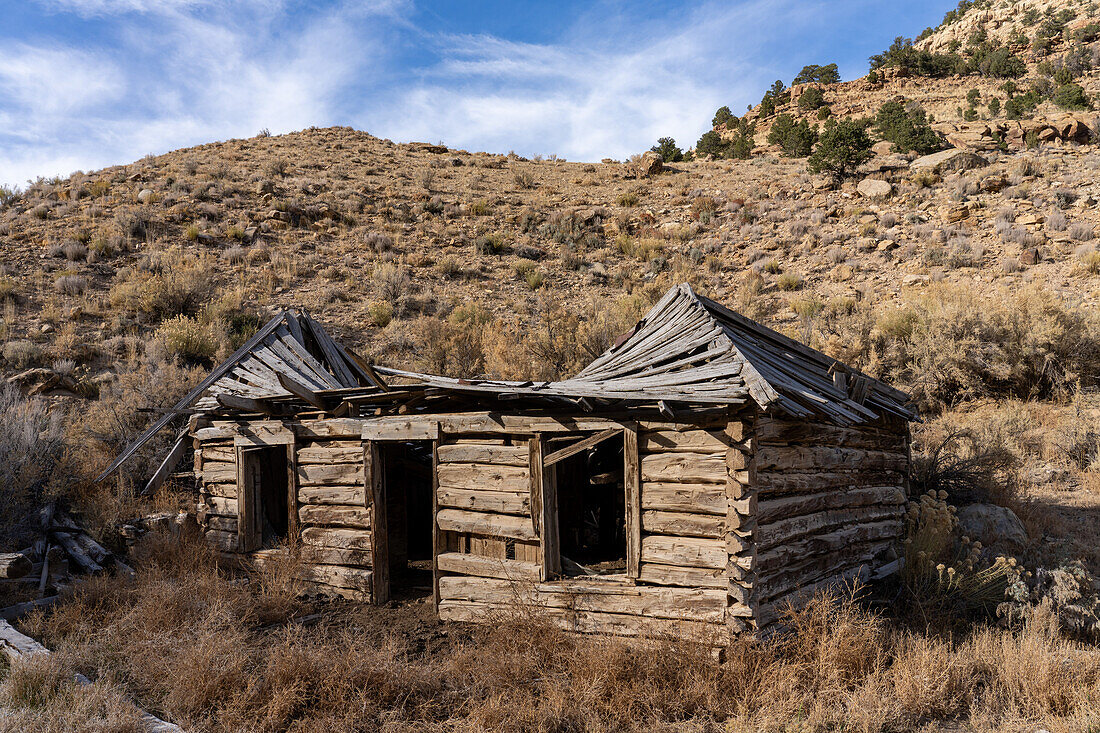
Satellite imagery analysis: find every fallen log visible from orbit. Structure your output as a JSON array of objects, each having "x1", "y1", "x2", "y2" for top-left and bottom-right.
[
  {"x1": 0, "y1": 553, "x2": 32, "y2": 579},
  {"x1": 0, "y1": 619, "x2": 184, "y2": 732},
  {"x1": 0, "y1": 595, "x2": 59, "y2": 621},
  {"x1": 50, "y1": 531, "x2": 103, "y2": 574}
]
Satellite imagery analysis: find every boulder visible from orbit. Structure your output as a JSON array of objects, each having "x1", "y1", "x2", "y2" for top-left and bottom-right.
[
  {"x1": 957, "y1": 503, "x2": 1028, "y2": 555},
  {"x1": 857, "y1": 178, "x2": 892, "y2": 199},
  {"x1": 871, "y1": 141, "x2": 893, "y2": 156},
  {"x1": 633, "y1": 151, "x2": 664, "y2": 178},
  {"x1": 136, "y1": 188, "x2": 155, "y2": 204},
  {"x1": 911, "y1": 148, "x2": 988, "y2": 174}
]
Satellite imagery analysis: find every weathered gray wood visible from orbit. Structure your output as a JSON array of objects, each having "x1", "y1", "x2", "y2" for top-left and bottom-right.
[
  {"x1": 299, "y1": 486, "x2": 364, "y2": 505},
  {"x1": 754, "y1": 445, "x2": 907, "y2": 472},
  {"x1": 756, "y1": 485, "x2": 906, "y2": 524},
  {"x1": 756, "y1": 519, "x2": 903, "y2": 574},
  {"x1": 640, "y1": 452, "x2": 726, "y2": 483},
  {"x1": 142, "y1": 430, "x2": 189, "y2": 496},
  {"x1": 544, "y1": 428, "x2": 622, "y2": 467},
  {"x1": 298, "y1": 504, "x2": 371, "y2": 529},
  {"x1": 642, "y1": 511, "x2": 724, "y2": 538},
  {"x1": 637, "y1": 563, "x2": 726, "y2": 588},
  {"x1": 438, "y1": 576, "x2": 729, "y2": 622},
  {"x1": 365, "y1": 440, "x2": 388, "y2": 605},
  {"x1": 436, "y1": 463, "x2": 528, "y2": 492},
  {"x1": 641, "y1": 483, "x2": 726, "y2": 515},
  {"x1": 0, "y1": 596, "x2": 58, "y2": 621},
  {"x1": 624, "y1": 423, "x2": 641, "y2": 580},
  {"x1": 437, "y1": 443, "x2": 528, "y2": 466},
  {"x1": 438, "y1": 599, "x2": 726, "y2": 641},
  {"x1": 297, "y1": 462, "x2": 363, "y2": 486},
  {"x1": 436, "y1": 552, "x2": 542, "y2": 582},
  {"x1": 641, "y1": 429, "x2": 730, "y2": 453},
  {"x1": 0, "y1": 553, "x2": 32, "y2": 580},
  {"x1": 436, "y1": 509, "x2": 539, "y2": 541},
  {"x1": 756, "y1": 506, "x2": 905, "y2": 552},
  {"x1": 50, "y1": 532, "x2": 102, "y2": 573},
  {"x1": 437, "y1": 488, "x2": 529, "y2": 515},
  {"x1": 297, "y1": 445, "x2": 362, "y2": 463},
  {"x1": 301, "y1": 526, "x2": 372, "y2": 550},
  {"x1": 640, "y1": 536, "x2": 726, "y2": 570}
]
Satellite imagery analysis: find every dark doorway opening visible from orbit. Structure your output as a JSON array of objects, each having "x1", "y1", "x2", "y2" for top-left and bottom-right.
[
  {"x1": 239, "y1": 445, "x2": 290, "y2": 550},
  {"x1": 381, "y1": 441, "x2": 434, "y2": 600},
  {"x1": 554, "y1": 438, "x2": 626, "y2": 576}
]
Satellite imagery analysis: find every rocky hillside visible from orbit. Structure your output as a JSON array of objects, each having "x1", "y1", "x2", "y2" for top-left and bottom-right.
[
  {"x1": 3, "y1": 0, "x2": 1100, "y2": 414},
  {"x1": 722, "y1": 0, "x2": 1100, "y2": 153}
]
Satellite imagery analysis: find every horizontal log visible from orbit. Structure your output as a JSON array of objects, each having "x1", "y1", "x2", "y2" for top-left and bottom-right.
[
  {"x1": 757, "y1": 505, "x2": 904, "y2": 552},
  {"x1": 295, "y1": 419, "x2": 364, "y2": 439},
  {"x1": 299, "y1": 546, "x2": 373, "y2": 566},
  {"x1": 200, "y1": 496, "x2": 238, "y2": 517},
  {"x1": 641, "y1": 536, "x2": 727, "y2": 570},
  {"x1": 641, "y1": 452, "x2": 726, "y2": 484},
  {"x1": 755, "y1": 470, "x2": 905, "y2": 496},
  {"x1": 0, "y1": 554, "x2": 32, "y2": 580},
  {"x1": 756, "y1": 563, "x2": 873, "y2": 629},
  {"x1": 436, "y1": 463, "x2": 528, "y2": 492},
  {"x1": 298, "y1": 486, "x2": 365, "y2": 505},
  {"x1": 202, "y1": 482, "x2": 237, "y2": 499},
  {"x1": 301, "y1": 526, "x2": 372, "y2": 551},
  {"x1": 437, "y1": 488, "x2": 530, "y2": 515},
  {"x1": 201, "y1": 445, "x2": 235, "y2": 462},
  {"x1": 436, "y1": 552, "x2": 542, "y2": 582},
  {"x1": 436, "y1": 509, "x2": 538, "y2": 541},
  {"x1": 640, "y1": 429, "x2": 730, "y2": 454},
  {"x1": 754, "y1": 446, "x2": 907, "y2": 473},
  {"x1": 438, "y1": 600, "x2": 727, "y2": 642},
  {"x1": 204, "y1": 516, "x2": 237, "y2": 533},
  {"x1": 298, "y1": 504, "x2": 371, "y2": 529},
  {"x1": 201, "y1": 461, "x2": 236, "y2": 483},
  {"x1": 756, "y1": 519, "x2": 903, "y2": 574},
  {"x1": 297, "y1": 463, "x2": 363, "y2": 486},
  {"x1": 642, "y1": 511, "x2": 724, "y2": 539},
  {"x1": 297, "y1": 563, "x2": 373, "y2": 590},
  {"x1": 637, "y1": 563, "x2": 726, "y2": 588},
  {"x1": 438, "y1": 576, "x2": 729, "y2": 622},
  {"x1": 757, "y1": 540, "x2": 895, "y2": 604},
  {"x1": 297, "y1": 446, "x2": 363, "y2": 463},
  {"x1": 205, "y1": 529, "x2": 238, "y2": 552},
  {"x1": 756, "y1": 485, "x2": 906, "y2": 525},
  {"x1": 641, "y1": 483, "x2": 726, "y2": 515},
  {"x1": 754, "y1": 417, "x2": 907, "y2": 450},
  {"x1": 437, "y1": 443, "x2": 528, "y2": 466},
  {"x1": 362, "y1": 417, "x2": 439, "y2": 441}
]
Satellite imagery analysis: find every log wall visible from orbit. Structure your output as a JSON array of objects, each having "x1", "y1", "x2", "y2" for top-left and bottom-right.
[
  {"x1": 193, "y1": 418, "x2": 373, "y2": 602},
  {"x1": 743, "y1": 414, "x2": 909, "y2": 630},
  {"x1": 190, "y1": 409, "x2": 909, "y2": 640}
]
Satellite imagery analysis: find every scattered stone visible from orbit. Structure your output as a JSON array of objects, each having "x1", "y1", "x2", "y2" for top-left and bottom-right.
[
  {"x1": 857, "y1": 178, "x2": 892, "y2": 199},
  {"x1": 911, "y1": 148, "x2": 988, "y2": 174},
  {"x1": 944, "y1": 205, "x2": 970, "y2": 223},
  {"x1": 136, "y1": 188, "x2": 155, "y2": 204},
  {"x1": 957, "y1": 503, "x2": 1028, "y2": 555}
]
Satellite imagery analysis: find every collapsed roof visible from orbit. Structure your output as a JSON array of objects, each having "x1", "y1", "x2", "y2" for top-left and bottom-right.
[
  {"x1": 377, "y1": 283, "x2": 915, "y2": 425},
  {"x1": 101, "y1": 283, "x2": 915, "y2": 482}
]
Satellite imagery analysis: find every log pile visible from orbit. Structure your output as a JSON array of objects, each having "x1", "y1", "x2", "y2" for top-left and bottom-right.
[{"x1": 1, "y1": 504, "x2": 135, "y2": 602}]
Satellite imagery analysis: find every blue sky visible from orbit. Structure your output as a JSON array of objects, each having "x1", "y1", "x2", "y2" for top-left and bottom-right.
[{"x1": 0, "y1": 0, "x2": 957, "y2": 187}]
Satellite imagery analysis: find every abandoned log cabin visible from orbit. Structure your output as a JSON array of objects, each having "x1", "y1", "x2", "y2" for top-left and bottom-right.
[{"x1": 103, "y1": 283, "x2": 916, "y2": 639}]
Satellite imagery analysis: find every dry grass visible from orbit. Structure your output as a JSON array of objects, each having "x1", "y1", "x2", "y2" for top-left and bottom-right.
[{"x1": 11, "y1": 532, "x2": 1100, "y2": 732}]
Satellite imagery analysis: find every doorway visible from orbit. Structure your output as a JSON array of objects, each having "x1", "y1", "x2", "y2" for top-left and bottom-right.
[
  {"x1": 373, "y1": 441, "x2": 434, "y2": 603},
  {"x1": 238, "y1": 445, "x2": 291, "y2": 552}
]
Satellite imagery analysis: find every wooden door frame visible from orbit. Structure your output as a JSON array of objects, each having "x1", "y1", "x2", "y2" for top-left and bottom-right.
[
  {"x1": 530, "y1": 423, "x2": 640, "y2": 583},
  {"x1": 365, "y1": 427, "x2": 442, "y2": 607}
]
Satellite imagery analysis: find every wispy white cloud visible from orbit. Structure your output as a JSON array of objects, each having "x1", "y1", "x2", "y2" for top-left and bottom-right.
[{"x1": 2, "y1": 0, "x2": 906, "y2": 185}]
